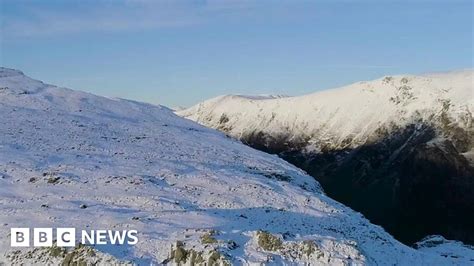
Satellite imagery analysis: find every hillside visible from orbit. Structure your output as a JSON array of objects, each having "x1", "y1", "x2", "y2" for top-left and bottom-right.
[
  {"x1": 0, "y1": 67, "x2": 473, "y2": 265},
  {"x1": 178, "y1": 70, "x2": 474, "y2": 245}
]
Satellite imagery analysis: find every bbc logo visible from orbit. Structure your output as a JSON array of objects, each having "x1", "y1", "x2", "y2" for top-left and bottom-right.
[
  {"x1": 11, "y1": 228, "x2": 76, "y2": 247},
  {"x1": 11, "y1": 228, "x2": 138, "y2": 247}
]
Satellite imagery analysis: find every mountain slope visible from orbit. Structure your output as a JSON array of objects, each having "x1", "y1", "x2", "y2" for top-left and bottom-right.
[
  {"x1": 178, "y1": 70, "x2": 474, "y2": 245},
  {"x1": 0, "y1": 67, "x2": 473, "y2": 265}
]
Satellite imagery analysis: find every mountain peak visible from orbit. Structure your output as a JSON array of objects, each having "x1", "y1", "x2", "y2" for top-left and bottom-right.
[{"x1": 0, "y1": 67, "x2": 25, "y2": 78}]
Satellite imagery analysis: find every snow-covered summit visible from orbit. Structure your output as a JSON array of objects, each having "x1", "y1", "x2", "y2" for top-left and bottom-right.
[
  {"x1": 0, "y1": 68, "x2": 473, "y2": 264},
  {"x1": 179, "y1": 70, "x2": 473, "y2": 154},
  {"x1": 0, "y1": 67, "x2": 24, "y2": 78}
]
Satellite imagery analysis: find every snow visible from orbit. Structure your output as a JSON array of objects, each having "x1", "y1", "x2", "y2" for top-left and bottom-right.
[
  {"x1": 415, "y1": 235, "x2": 474, "y2": 261},
  {"x1": 0, "y1": 67, "x2": 473, "y2": 264},
  {"x1": 178, "y1": 70, "x2": 473, "y2": 153}
]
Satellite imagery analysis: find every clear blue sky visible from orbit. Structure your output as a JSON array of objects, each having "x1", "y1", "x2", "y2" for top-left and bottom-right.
[{"x1": 1, "y1": 0, "x2": 472, "y2": 107}]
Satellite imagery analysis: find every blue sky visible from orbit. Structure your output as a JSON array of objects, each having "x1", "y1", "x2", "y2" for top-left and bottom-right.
[{"x1": 1, "y1": 0, "x2": 472, "y2": 107}]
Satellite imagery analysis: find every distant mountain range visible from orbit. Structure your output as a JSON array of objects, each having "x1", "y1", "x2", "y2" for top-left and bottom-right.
[{"x1": 179, "y1": 70, "x2": 474, "y2": 245}]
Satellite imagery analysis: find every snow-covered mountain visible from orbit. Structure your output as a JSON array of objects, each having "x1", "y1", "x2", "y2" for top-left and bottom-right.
[
  {"x1": 179, "y1": 70, "x2": 473, "y2": 154},
  {"x1": 178, "y1": 70, "x2": 474, "y2": 245},
  {"x1": 0, "y1": 67, "x2": 473, "y2": 265}
]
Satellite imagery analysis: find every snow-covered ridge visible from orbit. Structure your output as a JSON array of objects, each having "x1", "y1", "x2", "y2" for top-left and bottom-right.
[
  {"x1": 0, "y1": 67, "x2": 473, "y2": 264},
  {"x1": 0, "y1": 68, "x2": 24, "y2": 78},
  {"x1": 179, "y1": 70, "x2": 473, "y2": 153}
]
